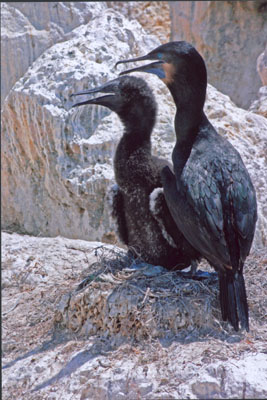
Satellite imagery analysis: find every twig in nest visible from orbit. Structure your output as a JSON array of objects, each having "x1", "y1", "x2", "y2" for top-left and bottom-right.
[{"x1": 141, "y1": 287, "x2": 151, "y2": 305}]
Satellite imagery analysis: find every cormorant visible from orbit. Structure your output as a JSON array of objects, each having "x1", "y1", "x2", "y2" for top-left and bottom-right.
[
  {"x1": 116, "y1": 42, "x2": 257, "y2": 331},
  {"x1": 71, "y1": 75, "x2": 200, "y2": 270}
]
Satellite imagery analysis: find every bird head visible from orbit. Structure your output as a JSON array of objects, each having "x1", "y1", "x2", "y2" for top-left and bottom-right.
[
  {"x1": 71, "y1": 75, "x2": 156, "y2": 127},
  {"x1": 71, "y1": 78, "x2": 121, "y2": 112},
  {"x1": 115, "y1": 41, "x2": 207, "y2": 105}
]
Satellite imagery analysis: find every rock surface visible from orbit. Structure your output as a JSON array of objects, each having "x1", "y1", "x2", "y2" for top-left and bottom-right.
[
  {"x1": 2, "y1": 232, "x2": 267, "y2": 399},
  {"x1": 107, "y1": 1, "x2": 171, "y2": 43},
  {"x1": 0, "y1": 2, "x2": 107, "y2": 106},
  {"x1": 249, "y1": 86, "x2": 267, "y2": 118},
  {"x1": 250, "y1": 47, "x2": 267, "y2": 118},
  {"x1": 257, "y1": 46, "x2": 267, "y2": 86},
  {"x1": 1, "y1": 8, "x2": 162, "y2": 242},
  {"x1": 169, "y1": 1, "x2": 267, "y2": 109},
  {"x1": 1, "y1": 1, "x2": 170, "y2": 106}
]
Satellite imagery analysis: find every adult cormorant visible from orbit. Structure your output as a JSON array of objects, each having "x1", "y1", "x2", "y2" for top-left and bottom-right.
[
  {"x1": 71, "y1": 75, "x2": 200, "y2": 270},
  {"x1": 116, "y1": 42, "x2": 257, "y2": 331}
]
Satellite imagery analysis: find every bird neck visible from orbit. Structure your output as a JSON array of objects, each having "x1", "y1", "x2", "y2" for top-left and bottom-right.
[
  {"x1": 172, "y1": 110, "x2": 208, "y2": 177},
  {"x1": 115, "y1": 123, "x2": 152, "y2": 160},
  {"x1": 120, "y1": 111, "x2": 155, "y2": 153}
]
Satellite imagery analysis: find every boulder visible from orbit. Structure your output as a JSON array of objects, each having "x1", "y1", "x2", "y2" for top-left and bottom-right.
[
  {"x1": 169, "y1": 1, "x2": 267, "y2": 109},
  {"x1": 1, "y1": 1, "x2": 171, "y2": 106},
  {"x1": 1, "y1": 8, "x2": 163, "y2": 242},
  {"x1": 1, "y1": 2, "x2": 107, "y2": 105}
]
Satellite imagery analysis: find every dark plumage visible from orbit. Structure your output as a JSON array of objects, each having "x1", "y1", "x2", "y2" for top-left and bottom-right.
[
  {"x1": 116, "y1": 41, "x2": 257, "y2": 331},
  {"x1": 71, "y1": 75, "x2": 200, "y2": 270}
]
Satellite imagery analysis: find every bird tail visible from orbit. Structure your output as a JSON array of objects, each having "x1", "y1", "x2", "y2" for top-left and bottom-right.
[{"x1": 219, "y1": 270, "x2": 249, "y2": 332}]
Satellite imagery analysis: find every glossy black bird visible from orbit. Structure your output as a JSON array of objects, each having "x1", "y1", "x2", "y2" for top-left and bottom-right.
[
  {"x1": 71, "y1": 75, "x2": 200, "y2": 270},
  {"x1": 116, "y1": 42, "x2": 257, "y2": 331}
]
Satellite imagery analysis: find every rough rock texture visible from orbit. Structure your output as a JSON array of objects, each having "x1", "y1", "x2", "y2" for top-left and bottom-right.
[
  {"x1": 257, "y1": 46, "x2": 267, "y2": 86},
  {"x1": 1, "y1": 1, "x2": 171, "y2": 107},
  {"x1": 249, "y1": 86, "x2": 267, "y2": 118},
  {"x1": 1, "y1": 9, "x2": 162, "y2": 242},
  {"x1": 2, "y1": 5, "x2": 266, "y2": 248},
  {"x1": 107, "y1": 1, "x2": 171, "y2": 43},
  {"x1": 249, "y1": 47, "x2": 267, "y2": 117},
  {"x1": 169, "y1": 1, "x2": 267, "y2": 109},
  {"x1": 2, "y1": 232, "x2": 267, "y2": 399},
  {"x1": 0, "y1": 2, "x2": 107, "y2": 106}
]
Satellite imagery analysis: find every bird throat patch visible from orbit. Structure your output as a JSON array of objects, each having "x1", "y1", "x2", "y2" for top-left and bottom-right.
[{"x1": 162, "y1": 63, "x2": 175, "y2": 85}]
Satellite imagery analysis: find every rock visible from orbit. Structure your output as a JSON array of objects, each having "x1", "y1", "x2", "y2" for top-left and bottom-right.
[
  {"x1": 188, "y1": 353, "x2": 267, "y2": 399},
  {"x1": 257, "y1": 46, "x2": 267, "y2": 85},
  {"x1": 1, "y1": 1, "x2": 171, "y2": 106},
  {"x1": 107, "y1": 1, "x2": 171, "y2": 43},
  {"x1": 2, "y1": 232, "x2": 267, "y2": 399},
  {"x1": 1, "y1": 2, "x2": 107, "y2": 105},
  {"x1": 1, "y1": 8, "x2": 162, "y2": 242},
  {"x1": 249, "y1": 47, "x2": 267, "y2": 117},
  {"x1": 1, "y1": 232, "x2": 115, "y2": 292},
  {"x1": 249, "y1": 86, "x2": 267, "y2": 118},
  {"x1": 1, "y1": 6, "x2": 266, "y2": 249},
  {"x1": 169, "y1": 1, "x2": 267, "y2": 109}
]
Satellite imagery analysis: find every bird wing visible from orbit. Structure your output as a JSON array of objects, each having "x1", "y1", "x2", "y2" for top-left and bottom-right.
[
  {"x1": 108, "y1": 184, "x2": 129, "y2": 245},
  {"x1": 224, "y1": 158, "x2": 257, "y2": 264},
  {"x1": 161, "y1": 165, "x2": 223, "y2": 266},
  {"x1": 182, "y1": 158, "x2": 231, "y2": 267},
  {"x1": 182, "y1": 151, "x2": 257, "y2": 270}
]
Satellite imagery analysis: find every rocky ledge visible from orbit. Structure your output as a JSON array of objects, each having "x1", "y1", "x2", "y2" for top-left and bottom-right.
[{"x1": 2, "y1": 232, "x2": 267, "y2": 399}]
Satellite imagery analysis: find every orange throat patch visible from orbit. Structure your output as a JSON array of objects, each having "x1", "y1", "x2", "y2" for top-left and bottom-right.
[{"x1": 162, "y1": 62, "x2": 175, "y2": 85}]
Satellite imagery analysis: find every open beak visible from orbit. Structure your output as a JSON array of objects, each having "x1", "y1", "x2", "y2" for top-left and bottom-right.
[
  {"x1": 71, "y1": 78, "x2": 119, "y2": 98},
  {"x1": 115, "y1": 54, "x2": 166, "y2": 79},
  {"x1": 70, "y1": 78, "x2": 121, "y2": 111},
  {"x1": 118, "y1": 61, "x2": 165, "y2": 79},
  {"x1": 71, "y1": 94, "x2": 116, "y2": 108},
  {"x1": 114, "y1": 54, "x2": 154, "y2": 69}
]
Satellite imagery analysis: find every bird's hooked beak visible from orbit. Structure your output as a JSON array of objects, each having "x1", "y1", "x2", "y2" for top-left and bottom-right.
[
  {"x1": 115, "y1": 54, "x2": 166, "y2": 80},
  {"x1": 70, "y1": 78, "x2": 121, "y2": 111}
]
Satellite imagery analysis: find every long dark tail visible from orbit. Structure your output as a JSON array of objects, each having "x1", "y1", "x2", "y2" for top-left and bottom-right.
[{"x1": 219, "y1": 271, "x2": 249, "y2": 332}]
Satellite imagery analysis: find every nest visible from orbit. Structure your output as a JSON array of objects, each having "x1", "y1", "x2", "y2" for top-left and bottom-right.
[{"x1": 55, "y1": 246, "x2": 227, "y2": 341}]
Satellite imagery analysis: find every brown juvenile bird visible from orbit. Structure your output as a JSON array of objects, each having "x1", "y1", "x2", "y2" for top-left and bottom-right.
[{"x1": 71, "y1": 75, "x2": 200, "y2": 271}]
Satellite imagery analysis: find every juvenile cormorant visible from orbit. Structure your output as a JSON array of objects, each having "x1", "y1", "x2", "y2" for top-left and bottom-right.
[
  {"x1": 116, "y1": 42, "x2": 257, "y2": 331},
  {"x1": 71, "y1": 75, "x2": 200, "y2": 270}
]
